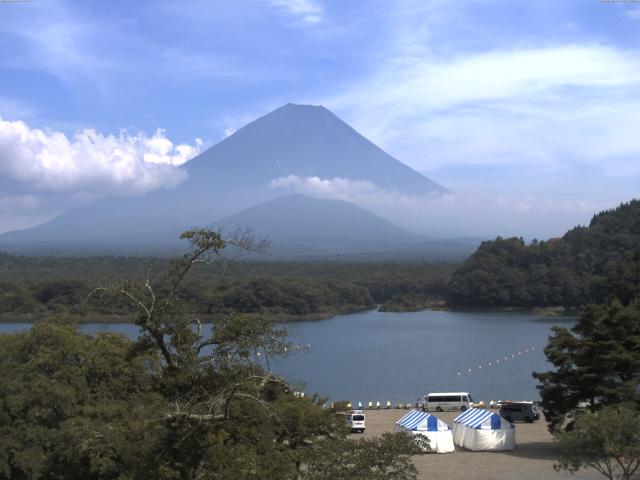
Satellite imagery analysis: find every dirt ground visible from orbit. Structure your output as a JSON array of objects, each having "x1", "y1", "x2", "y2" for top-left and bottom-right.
[{"x1": 351, "y1": 409, "x2": 601, "y2": 480}]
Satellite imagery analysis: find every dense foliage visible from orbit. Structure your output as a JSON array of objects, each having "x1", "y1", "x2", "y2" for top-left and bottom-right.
[
  {"x1": 0, "y1": 320, "x2": 165, "y2": 479},
  {"x1": 533, "y1": 240, "x2": 640, "y2": 432},
  {"x1": 448, "y1": 199, "x2": 640, "y2": 307},
  {"x1": 0, "y1": 254, "x2": 456, "y2": 320},
  {"x1": 0, "y1": 229, "x2": 421, "y2": 479},
  {"x1": 303, "y1": 433, "x2": 420, "y2": 480},
  {"x1": 555, "y1": 404, "x2": 640, "y2": 480},
  {"x1": 533, "y1": 297, "x2": 640, "y2": 431}
]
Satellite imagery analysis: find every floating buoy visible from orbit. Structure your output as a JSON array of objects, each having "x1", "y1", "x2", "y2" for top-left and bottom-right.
[
  {"x1": 457, "y1": 372, "x2": 461, "y2": 376},
  {"x1": 468, "y1": 368, "x2": 472, "y2": 372}
]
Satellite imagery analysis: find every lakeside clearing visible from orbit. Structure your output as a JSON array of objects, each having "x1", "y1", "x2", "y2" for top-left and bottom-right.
[{"x1": 357, "y1": 410, "x2": 601, "y2": 480}]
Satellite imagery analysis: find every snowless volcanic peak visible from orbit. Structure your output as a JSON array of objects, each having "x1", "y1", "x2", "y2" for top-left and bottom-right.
[
  {"x1": 186, "y1": 103, "x2": 448, "y2": 197},
  {"x1": 0, "y1": 103, "x2": 448, "y2": 254}
]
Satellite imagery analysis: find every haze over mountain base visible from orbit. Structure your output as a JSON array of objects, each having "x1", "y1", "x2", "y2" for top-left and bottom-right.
[{"x1": 0, "y1": 104, "x2": 466, "y2": 257}]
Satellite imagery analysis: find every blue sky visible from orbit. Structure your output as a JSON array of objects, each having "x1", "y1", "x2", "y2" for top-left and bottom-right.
[{"x1": 1, "y1": 0, "x2": 639, "y2": 237}]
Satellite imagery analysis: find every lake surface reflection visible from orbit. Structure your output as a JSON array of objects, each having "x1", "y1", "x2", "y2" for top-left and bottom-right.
[{"x1": 0, "y1": 309, "x2": 572, "y2": 404}]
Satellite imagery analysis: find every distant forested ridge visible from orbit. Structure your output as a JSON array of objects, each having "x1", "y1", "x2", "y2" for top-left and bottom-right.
[
  {"x1": 447, "y1": 199, "x2": 640, "y2": 308},
  {"x1": 0, "y1": 255, "x2": 456, "y2": 321}
]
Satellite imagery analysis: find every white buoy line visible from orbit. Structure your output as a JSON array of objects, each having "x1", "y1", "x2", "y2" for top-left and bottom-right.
[{"x1": 455, "y1": 346, "x2": 537, "y2": 377}]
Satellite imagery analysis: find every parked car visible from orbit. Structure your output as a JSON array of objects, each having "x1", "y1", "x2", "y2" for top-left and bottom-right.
[
  {"x1": 499, "y1": 401, "x2": 540, "y2": 423},
  {"x1": 345, "y1": 410, "x2": 366, "y2": 433}
]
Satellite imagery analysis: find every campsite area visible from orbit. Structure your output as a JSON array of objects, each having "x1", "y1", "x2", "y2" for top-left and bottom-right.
[{"x1": 356, "y1": 410, "x2": 602, "y2": 480}]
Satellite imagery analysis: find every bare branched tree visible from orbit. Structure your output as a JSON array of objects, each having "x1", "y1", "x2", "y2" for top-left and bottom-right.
[{"x1": 89, "y1": 228, "x2": 286, "y2": 422}]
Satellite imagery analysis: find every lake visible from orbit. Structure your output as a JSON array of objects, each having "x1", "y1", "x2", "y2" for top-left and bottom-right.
[{"x1": 0, "y1": 309, "x2": 571, "y2": 405}]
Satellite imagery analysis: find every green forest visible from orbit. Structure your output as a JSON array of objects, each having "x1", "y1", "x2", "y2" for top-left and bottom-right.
[
  {"x1": 447, "y1": 199, "x2": 640, "y2": 308},
  {"x1": 0, "y1": 230, "x2": 423, "y2": 480},
  {"x1": 3, "y1": 199, "x2": 640, "y2": 320},
  {"x1": 0, "y1": 253, "x2": 456, "y2": 322}
]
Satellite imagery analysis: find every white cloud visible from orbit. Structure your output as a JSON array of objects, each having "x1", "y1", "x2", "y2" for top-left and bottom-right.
[
  {"x1": 327, "y1": 44, "x2": 640, "y2": 178},
  {"x1": 270, "y1": 0, "x2": 323, "y2": 24},
  {"x1": 625, "y1": 7, "x2": 640, "y2": 19},
  {"x1": 0, "y1": 116, "x2": 202, "y2": 196},
  {"x1": 271, "y1": 175, "x2": 383, "y2": 201},
  {"x1": 0, "y1": 1, "x2": 248, "y2": 91},
  {"x1": 269, "y1": 174, "x2": 616, "y2": 238}
]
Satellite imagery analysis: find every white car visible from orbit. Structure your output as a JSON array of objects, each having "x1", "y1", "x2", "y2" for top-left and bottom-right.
[{"x1": 345, "y1": 410, "x2": 366, "y2": 433}]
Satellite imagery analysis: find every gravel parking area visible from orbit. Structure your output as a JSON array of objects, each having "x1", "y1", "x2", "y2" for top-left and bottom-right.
[{"x1": 351, "y1": 409, "x2": 601, "y2": 480}]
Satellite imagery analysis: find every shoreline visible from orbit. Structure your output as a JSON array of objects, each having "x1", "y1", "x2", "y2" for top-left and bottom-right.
[
  {"x1": 0, "y1": 305, "x2": 377, "y2": 325},
  {"x1": 0, "y1": 304, "x2": 579, "y2": 324}
]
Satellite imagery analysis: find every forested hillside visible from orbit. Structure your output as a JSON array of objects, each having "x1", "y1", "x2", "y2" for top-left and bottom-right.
[
  {"x1": 447, "y1": 199, "x2": 640, "y2": 307},
  {"x1": 0, "y1": 254, "x2": 456, "y2": 321}
]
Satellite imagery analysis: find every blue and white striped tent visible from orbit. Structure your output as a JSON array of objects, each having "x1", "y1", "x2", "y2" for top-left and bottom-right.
[
  {"x1": 452, "y1": 408, "x2": 515, "y2": 451},
  {"x1": 395, "y1": 410, "x2": 454, "y2": 453},
  {"x1": 454, "y1": 408, "x2": 503, "y2": 429}
]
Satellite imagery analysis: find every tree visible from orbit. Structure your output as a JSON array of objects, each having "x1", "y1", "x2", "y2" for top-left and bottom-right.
[
  {"x1": 447, "y1": 200, "x2": 640, "y2": 309},
  {"x1": 534, "y1": 298, "x2": 640, "y2": 431},
  {"x1": 0, "y1": 317, "x2": 165, "y2": 480},
  {"x1": 302, "y1": 432, "x2": 420, "y2": 480},
  {"x1": 90, "y1": 230, "x2": 420, "y2": 480},
  {"x1": 555, "y1": 404, "x2": 640, "y2": 480},
  {"x1": 0, "y1": 229, "x2": 424, "y2": 479}
]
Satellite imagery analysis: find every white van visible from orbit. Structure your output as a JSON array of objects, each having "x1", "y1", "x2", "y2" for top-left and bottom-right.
[
  {"x1": 424, "y1": 392, "x2": 473, "y2": 412},
  {"x1": 345, "y1": 410, "x2": 366, "y2": 433}
]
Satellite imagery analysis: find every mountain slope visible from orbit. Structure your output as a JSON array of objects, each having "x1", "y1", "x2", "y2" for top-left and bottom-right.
[
  {"x1": 0, "y1": 104, "x2": 447, "y2": 253},
  {"x1": 215, "y1": 194, "x2": 419, "y2": 242},
  {"x1": 187, "y1": 103, "x2": 448, "y2": 196}
]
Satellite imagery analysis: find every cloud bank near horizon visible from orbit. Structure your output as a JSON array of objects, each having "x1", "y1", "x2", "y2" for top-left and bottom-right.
[{"x1": 270, "y1": 174, "x2": 611, "y2": 238}]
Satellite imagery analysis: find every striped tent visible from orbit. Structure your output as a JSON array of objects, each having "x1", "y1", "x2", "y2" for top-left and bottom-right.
[
  {"x1": 395, "y1": 410, "x2": 454, "y2": 453},
  {"x1": 452, "y1": 408, "x2": 515, "y2": 451}
]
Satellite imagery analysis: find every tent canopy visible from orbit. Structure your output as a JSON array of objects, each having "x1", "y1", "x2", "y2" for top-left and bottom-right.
[
  {"x1": 395, "y1": 410, "x2": 455, "y2": 453},
  {"x1": 454, "y1": 408, "x2": 506, "y2": 430},
  {"x1": 396, "y1": 410, "x2": 449, "y2": 432},
  {"x1": 453, "y1": 408, "x2": 515, "y2": 451}
]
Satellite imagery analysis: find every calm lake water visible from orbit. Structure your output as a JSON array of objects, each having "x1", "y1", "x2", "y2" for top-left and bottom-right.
[{"x1": 0, "y1": 309, "x2": 571, "y2": 404}]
